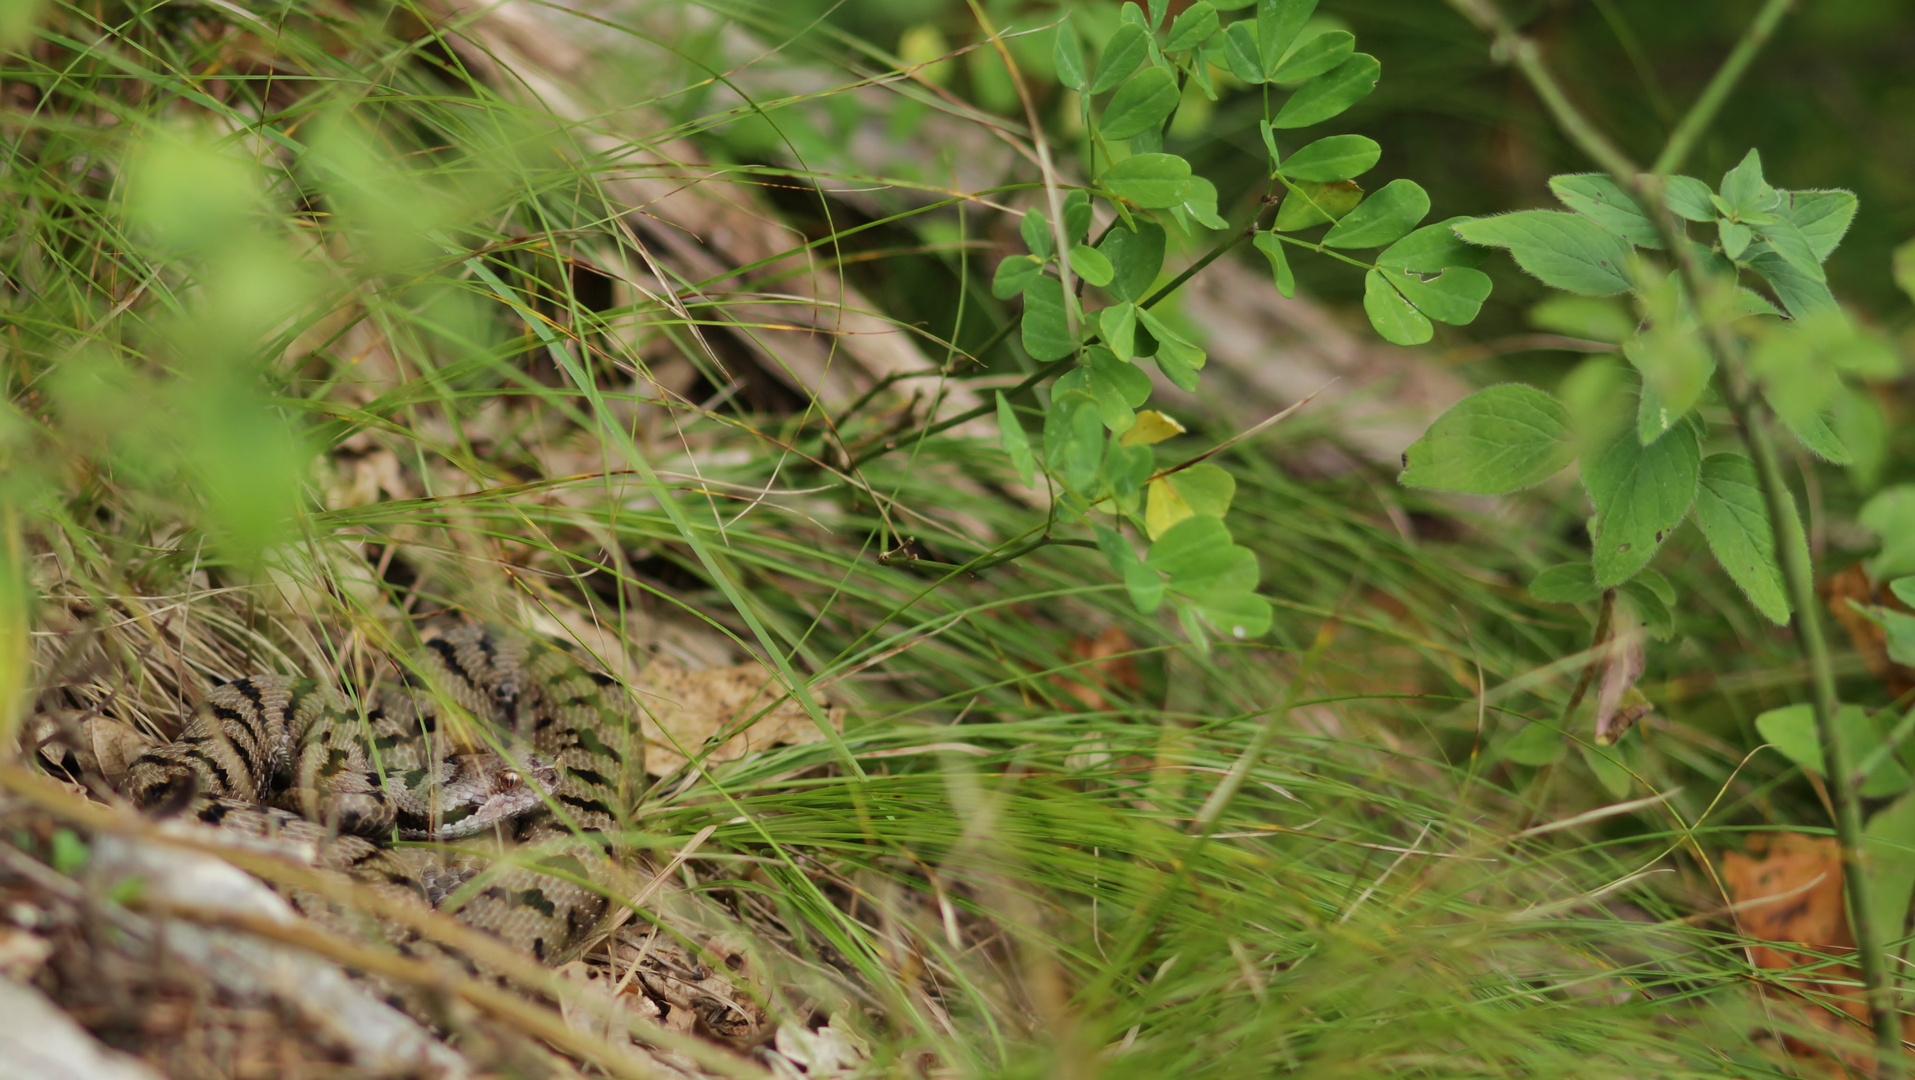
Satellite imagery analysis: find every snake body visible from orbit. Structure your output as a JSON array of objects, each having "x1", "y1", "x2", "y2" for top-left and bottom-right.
[{"x1": 123, "y1": 626, "x2": 642, "y2": 964}]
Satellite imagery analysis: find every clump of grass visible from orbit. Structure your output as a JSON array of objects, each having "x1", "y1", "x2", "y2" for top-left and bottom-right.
[{"x1": 0, "y1": 0, "x2": 1850, "y2": 1076}]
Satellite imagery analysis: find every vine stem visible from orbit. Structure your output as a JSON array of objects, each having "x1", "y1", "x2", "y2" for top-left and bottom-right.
[{"x1": 1443, "y1": 1, "x2": 1903, "y2": 1073}]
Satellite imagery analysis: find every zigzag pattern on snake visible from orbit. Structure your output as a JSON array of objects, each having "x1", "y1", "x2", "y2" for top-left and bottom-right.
[{"x1": 122, "y1": 626, "x2": 644, "y2": 964}]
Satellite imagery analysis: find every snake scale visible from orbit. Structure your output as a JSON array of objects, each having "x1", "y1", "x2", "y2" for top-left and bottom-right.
[{"x1": 121, "y1": 626, "x2": 643, "y2": 964}]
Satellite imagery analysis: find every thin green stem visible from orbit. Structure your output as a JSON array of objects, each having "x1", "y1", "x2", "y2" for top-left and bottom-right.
[
  {"x1": 1443, "y1": 2, "x2": 1903, "y2": 1073},
  {"x1": 1650, "y1": 0, "x2": 1793, "y2": 175}
]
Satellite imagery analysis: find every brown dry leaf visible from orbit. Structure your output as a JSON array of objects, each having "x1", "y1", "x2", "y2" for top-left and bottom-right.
[
  {"x1": 634, "y1": 661, "x2": 841, "y2": 776},
  {"x1": 1721, "y1": 833, "x2": 1884, "y2": 1073},
  {"x1": 1052, "y1": 627, "x2": 1141, "y2": 712},
  {"x1": 33, "y1": 714, "x2": 154, "y2": 786},
  {"x1": 1827, "y1": 564, "x2": 1915, "y2": 698}
]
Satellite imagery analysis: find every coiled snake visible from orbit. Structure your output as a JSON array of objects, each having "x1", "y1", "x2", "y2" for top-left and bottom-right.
[{"x1": 122, "y1": 626, "x2": 643, "y2": 964}]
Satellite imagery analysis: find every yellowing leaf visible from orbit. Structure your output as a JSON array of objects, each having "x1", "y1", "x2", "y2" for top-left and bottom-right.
[
  {"x1": 1122, "y1": 410, "x2": 1185, "y2": 446},
  {"x1": 1145, "y1": 478, "x2": 1193, "y2": 539}
]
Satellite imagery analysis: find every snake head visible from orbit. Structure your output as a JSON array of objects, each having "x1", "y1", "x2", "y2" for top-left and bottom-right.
[{"x1": 417, "y1": 747, "x2": 561, "y2": 840}]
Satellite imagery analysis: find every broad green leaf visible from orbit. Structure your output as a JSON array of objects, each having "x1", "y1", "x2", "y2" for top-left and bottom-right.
[
  {"x1": 1453, "y1": 211, "x2": 1633, "y2": 296},
  {"x1": 1252, "y1": 231, "x2": 1295, "y2": 298},
  {"x1": 1123, "y1": 409, "x2": 1185, "y2": 446},
  {"x1": 1659, "y1": 176, "x2": 1715, "y2": 222},
  {"x1": 1322, "y1": 178, "x2": 1429, "y2": 249},
  {"x1": 1069, "y1": 243, "x2": 1114, "y2": 287},
  {"x1": 1268, "y1": 29, "x2": 1351, "y2": 82},
  {"x1": 1125, "y1": 559, "x2": 1166, "y2": 613},
  {"x1": 1165, "y1": 1, "x2": 1218, "y2": 51},
  {"x1": 1583, "y1": 421, "x2": 1700, "y2": 587},
  {"x1": 1196, "y1": 589, "x2": 1273, "y2": 640},
  {"x1": 1086, "y1": 347, "x2": 1151, "y2": 432},
  {"x1": 1718, "y1": 220, "x2": 1752, "y2": 260},
  {"x1": 1101, "y1": 67, "x2": 1181, "y2": 140},
  {"x1": 1099, "y1": 302, "x2": 1138, "y2": 361},
  {"x1": 1106, "y1": 442, "x2": 1156, "y2": 513},
  {"x1": 1619, "y1": 580, "x2": 1673, "y2": 642},
  {"x1": 1863, "y1": 487, "x2": 1915, "y2": 581},
  {"x1": 1580, "y1": 738, "x2": 1635, "y2": 800},
  {"x1": 1020, "y1": 275, "x2": 1075, "y2": 361},
  {"x1": 1692, "y1": 453, "x2": 1790, "y2": 624},
  {"x1": 995, "y1": 391, "x2": 1035, "y2": 486},
  {"x1": 1279, "y1": 134, "x2": 1380, "y2": 182},
  {"x1": 1145, "y1": 477, "x2": 1193, "y2": 539},
  {"x1": 1548, "y1": 173, "x2": 1662, "y2": 248},
  {"x1": 1221, "y1": 20, "x2": 1264, "y2": 83},
  {"x1": 1098, "y1": 220, "x2": 1167, "y2": 302},
  {"x1": 991, "y1": 254, "x2": 1044, "y2": 299},
  {"x1": 1020, "y1": 209, "x2": 1053, "y2": 258},
  {"x1": 1503, "y1": 721, "x2": 1567, "y2": 767},
  {"x1": 1747, "y1": 246, "x2": 1837, "y2": 318},
  {"x1": 1528, "y1": 296, "x2": 1633, "y2": 344},
  {"x1": 1171, "y1": 463, "x2": 1235, "y2": 517},
  {"x1": 1718, "y1": 148, "x2": 1779, "y2": 216},
  {"x1": 1753, "y1": 217, "x2": 1826, "y2": 282},
  {"x1": 1633, "y1": 566, "x2": 1675, "y2": 607},
  {"x1": 1145, "y1": 514, "x2": 1235, "y2": 577},
  {"x1": 1272, "y1": 179, "x2": 1363, "y2": 231},
  {"x1": 1090, "y1": 23, "x2": 1151, "y2": 94},
  {"x1": 1101, "y1": 152, "x2": 1193, "y2": 208},
  {"x1": 1530, "y1": 563, "x2": 1602, "y2": 604},
  {"x1": 1180, "y1": 175, "x2": 1228, "y2": 230},
  {"x1": 1257, "y1": 0, "x2": 1315, "y2": 74},
  {"x1": 1781, "y1": 189, "x2": 1858, "y2": 263},
  {"x1": 1758, "y1": 704, "x2": 1910, "y2": 797},
  {"x1": 1377, "y1": 217, "x2": 1489, "y2": 273},
  {"x1": 1864, "y1": 792, "x2": 1915, "y2": 971},
  {"x1": 1137, "y1": 308, "x2": 1205, "y2": 390},
  {"x1": 1399, "y1": 383, "x2": 1574, "y2": 494},
  {"x1": 1622, "y1": 263, "x2": 1711, "y2": 441},
  {"x1": 1054, "y1": 16, "x2": 1088, "y2": 91},
  {"x1": 1271, "y1": 53, "x2": 1379, "y2": 129},
  {"x1": 1379, "y1": 264, "x2": 1490, "y2": 325},
  {"x1": 1362, "y1": 269, "x2": 1431, "y2": 346},
  {"x1": 1836, "y1": 385, "x2": 1889, "y2": 489}
]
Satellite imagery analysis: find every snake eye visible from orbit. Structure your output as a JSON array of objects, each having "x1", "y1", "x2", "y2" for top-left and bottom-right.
[{"x1": 499, "y1": 769, "x2": 521, "y2": 791}]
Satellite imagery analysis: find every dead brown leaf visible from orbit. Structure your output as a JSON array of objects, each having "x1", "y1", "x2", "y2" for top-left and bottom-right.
[
  {"x1": 1827, "y1": 564, "x2": 1915, "y2": 698},
  {"x1": 1052, "y1": 627, "x2": 1141, "y2": 712}
]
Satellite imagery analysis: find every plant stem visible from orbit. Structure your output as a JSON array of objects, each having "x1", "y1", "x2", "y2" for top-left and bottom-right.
[
  {"x1": 1650, "y1": 0, "x2": 1793, "y2": 175},
  {"x1": 1443, "y1": 1, "x2": 1903, "y2": 1072}
]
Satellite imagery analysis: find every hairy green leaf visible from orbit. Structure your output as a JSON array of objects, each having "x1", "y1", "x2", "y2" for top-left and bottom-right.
[
  {"x1": 1693, "y1": 452, "x2": 1790, "y2": 623},
  {"x1": 1399, "y1": 383, "x2": 1575, "y2": 493},
  {"x1": 1584, "y1": 421, "x2": 1700, "y2": 587},
  {"x1": 1530, "y1": 563, "x2": 1602, "y2": 604},
  {"x1": 1453, "y1": 211, "x2": 1633, "y2": 296},
  {"x1": 1661, "y1": 176, "x2": 1716, "y2": 222},
  {"x1": 1549, "y1": 173, "x2": 1661, "y2": 248}
]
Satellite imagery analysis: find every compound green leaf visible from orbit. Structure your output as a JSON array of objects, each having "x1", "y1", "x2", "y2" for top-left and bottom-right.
[
  {"x1": 1252, "y1": 231, "x2": 1295, "y2": 298},
  {"x1": 1271, "y1": 52, "x2": 1379, "y2": 129},
  {"x1": 1069, "y1": 243, "x2": 1114, "y2": 287},
  {"x1": 1362, "y1": 269, "x2": 1431, "y2": 345},
  {"x1": 1101, "y1": 66, "x2": 1181, "y2": 140},
  {"x1": 1180, "y1": 175, "x2": 1228, "y2": 230},
  {"x1": 1101, "y1": 152, "x2": 1193, "y2": 208},
  {"x1": 1379, "y1": 264, "x2": 1490, "y2": 325},
  {"x1": 1090, "y1": 23, "x2": 1151, "y2": 94},
  {"x1": 1272, "y1": 179, "x2": 1362, "y2": 231},
  {"x1": 1377, "y1": 217, "x2": 1489, "y2": 273},
  {"x1": 1063, "y1": 189, "x2": 1094, "y2": 243},
  {"x1": 1054, "y1": 16, "x2": 1089, "y2": 92},
  {"x1": 1584, "y1": 420, "x2": 1700, "y2": 587},
  {"x1": 1268, "y1": 29, "x2": 1351, "y2": 82},
  {"x1": 1099, "y1": 302, "x2": 1138, "y2": 361},
  {"x1": 1020, "y1": 209, "x2": 1053, "y2": 258},
  {"x1": 1137, "y1": 308, "x2": 1205, "y2": 390},
  {"x1": 1693, "y1": 452, "x2": 1790, "y2": 624},
  {"x1": 1548, "y1": 173, "x2": 1661, "y2": 248},
  {"x1": 1098, "y1": 220, "x2": 1167, "y2": 302},
  {"x1": 1399, "y1": 383, "x2": 1575, "y2": 494},
  {"x1": 995, "y1": 391, "x2": 1035, "y2": 486},
  {"x1": 1453, "y1": 210, "x2": 1633, "y2": 296},
  {"x1": 1020, "y1": 275, "x2": 1076, "y2": 361},
  {"x1": 1221, "y1": 21, "x2": 1264, "y2": 83},
  {"x1": 1279, "y1": 134, "x2": 1380, "y2": 182},
  {"x1": 992, "y1": 254, "x2": 1044, "y2": 299},
  {"x1": 1257, "y1": 0, "x2": 1316, "y2": 74},
  {"x1": 1322, "y1": 178, "x2": 1428, "y2": 249},
  {"x1": 1165, "y1": 1, "x2": 1218, "y2": 51}
]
